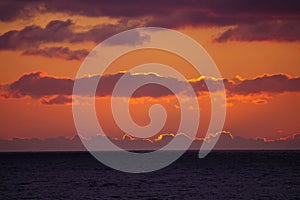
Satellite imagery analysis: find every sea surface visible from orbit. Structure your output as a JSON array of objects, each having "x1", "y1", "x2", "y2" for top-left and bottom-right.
[{"x1": 0, "y1": 151, "x2": 299, "y2": 200}]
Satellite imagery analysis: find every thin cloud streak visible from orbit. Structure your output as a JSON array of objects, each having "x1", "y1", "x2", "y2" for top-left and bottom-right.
[{"x1": 22, "y1": 47, "x2": 89, "y2": 61}]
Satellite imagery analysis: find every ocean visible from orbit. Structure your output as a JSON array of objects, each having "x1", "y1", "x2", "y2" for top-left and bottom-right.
[{"x1": 0, "y1": 151, "x2": 299, "y2": 199}]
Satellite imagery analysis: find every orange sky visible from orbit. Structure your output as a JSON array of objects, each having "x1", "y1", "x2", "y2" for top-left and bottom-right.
[{"x1": 0, "y1": 1, "x2": 299, "y2": 143}]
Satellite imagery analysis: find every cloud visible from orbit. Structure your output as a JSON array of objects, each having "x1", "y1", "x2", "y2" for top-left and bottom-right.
[
  {"x1": 41, "y1": 95, "x2": 72, "y2": 105},
  {"x1": 1, "y1": 0, "x2": 299, "y2": 46},
  {"x1": 215, "y1": 20, "x2": 300, "y2": 42},
  {"x1": 0, "y1": 1, "x2": 29, "y2": 22},
  {"x1": 1, "y1": 0, "x2": 299, "y2": 25},
  {"x1": 226, "y1": 74, "x2": 300, "y2": 95},
  {"x1": 5, "y1": 72, "x2": 73, "y2": 98},
  {"x1": 0, "y1": 132, "x2": 299, "y2": 152},
  {"x1": 0, "y1": 20, "x2": 74, "y2": 50},
  {"x1": 0, "y1": 136, "x2": 85, "y2": 152},
  {"x1": 1, "y1": 72, "x2": 300, "y2": 100},
  {"x1": 1, "y1": 72, "x2": 184, "y2": 99},
  {"x1": 102, "y1": 29, "x2": 150, "y2": 46},
  {"x1": 0, "y1": 19, "x2": 149, "y2": 51},
  {"x1": 213, "y1": 132, "x2": 300, "y2": 150},
  {"x1": 0, "y1": 72, "x2": 218, "y2": 99},
  {"x1": 22, "y1": 47, "x2": 89, "y2": 60}
]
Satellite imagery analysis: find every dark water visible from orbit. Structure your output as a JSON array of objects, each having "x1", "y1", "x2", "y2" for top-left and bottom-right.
[{"x1": 0, "y1": 151, "x2": 299, "y2": 200}]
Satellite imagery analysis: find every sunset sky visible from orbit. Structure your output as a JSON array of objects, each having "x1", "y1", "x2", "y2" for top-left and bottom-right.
[{"x1": 0, "y1": 0, "x2": 299, "y2": 149}]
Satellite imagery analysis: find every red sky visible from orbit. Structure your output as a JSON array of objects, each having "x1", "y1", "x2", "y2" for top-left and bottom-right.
[{"x1": 0, "y1": 0, "x2": 299, "y2": 149}]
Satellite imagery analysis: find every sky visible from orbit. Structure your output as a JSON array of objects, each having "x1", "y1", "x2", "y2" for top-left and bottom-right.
[{"x1": 0, "y1": 0, "x2": 299, "y2": 150}]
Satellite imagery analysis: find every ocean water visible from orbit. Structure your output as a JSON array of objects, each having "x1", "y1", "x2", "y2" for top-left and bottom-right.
[{"x1": 0, "y1": 151, "x2": 299, "y2": 200}]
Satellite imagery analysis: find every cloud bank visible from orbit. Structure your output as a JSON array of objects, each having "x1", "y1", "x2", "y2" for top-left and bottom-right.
[
  {"x1": 1, "y1": 0, "x2": 299, "y2": 25},
  {"x1": 1, "y1": 72, "x2": 299, "y2": 104},
  {"x1": 0, "y1": 0, "x2": 299, "y2": 57},
  {"x1": 0, "y1": 131, "x2": 299, "y2": 152}
]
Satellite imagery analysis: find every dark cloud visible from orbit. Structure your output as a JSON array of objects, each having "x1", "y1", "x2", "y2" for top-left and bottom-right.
[
  {"x1": 0, "y1": 136, "x2": 85, "y2": 152},
  {"x1": 0, "y1": 1, "x2": 29, "y2": 22},
  {"x1": 215, "y1": 20, "x2": 300, "y2": 42},
  {"x1": 7, "y1": 72, "x2": 73, "y2": 98},
  {"x1": 98, "y1": 73, "x2": 186, "y2": 98},
  {"x1": 0, "y1": 20, "x2": 74, "y2": 50},
  {"x1": 71, "y1": 20, "x2": 146, "y2": 44},
  {"x1": 2, "y1": 71, "x2": 184, "y2": 98},
  {"x1": 227, "y1": 74, "x2": 300, "y2": 95},
  {"x1": 1, "y1": 0, "x2": 299, "y2": 44},
  {"x1": 0, "y1": 132, "x2": 299, "y2": 152},
  {"x1": 0, "y1": 19, "x2": 149, "y2": 52},
  {"x1": 22, "y1": 47, "x2": 89, "y2": 60},
  {"x1": 201, "y1": 131, "x2": 300, "y2": 150},
  {"x1": 1, "y1": 72, "x2": 300, "y2": 100},
  {"x1": 1, "y1": 0, "x2": 299, "y2": 24}
]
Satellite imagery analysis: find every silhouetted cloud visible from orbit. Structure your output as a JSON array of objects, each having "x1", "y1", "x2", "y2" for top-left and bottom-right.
[
  {"x1": 0, "y1": 136, "x2": 85, "y2": 152},
  {"x1": 0, "y1": 132, "x2": 299, "y2": 152},
  {"x1": 22, "y1": 47, "x2": 89, "y2": 60},
  {"x1": 211, "y1": 132, "x2": 300, "y2": 150},
  {"x1": 4, "y1": 72, "x2": 73, "y2": 98},
  {"x1": 0, "y1": 72, "x2": 184, "y2": 99},
  {"x1": 1, "y1": 72, "x2": 300, "y2": 100},
  {"x1": 215, "y1": 20, "x2": 300, "y2": 42}
]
